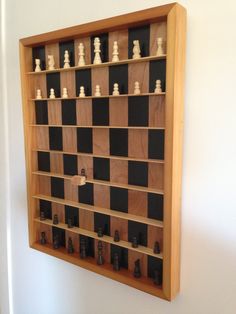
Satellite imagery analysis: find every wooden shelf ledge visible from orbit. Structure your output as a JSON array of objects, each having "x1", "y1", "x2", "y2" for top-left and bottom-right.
[
  {"x1": 30, "y1": 124, "x2": 165, "y2": 130},
  {"x1": 32, "y1": 170, "x2": 164, "y2": 195},
  {"x1": 33, "y1": 193, "x2": 163, "y2": 228},
  {"x1": 35, "y1": 218, "x2": 163, "y2": 259},
  {"x1": 34, "y1": 148, "x2": 165, "y2": 164},
  {"x1": 27, "y1": 55, "x2": 167, "y2": 75}
]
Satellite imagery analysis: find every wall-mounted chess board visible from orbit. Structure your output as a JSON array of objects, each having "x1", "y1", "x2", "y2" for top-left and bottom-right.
[{"x1": 19, "y1": 3, "x2": 186, "y2": 300}]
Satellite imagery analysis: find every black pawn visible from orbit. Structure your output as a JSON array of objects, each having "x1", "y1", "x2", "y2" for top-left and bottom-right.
[
  {"x1": 153, "y1": 241, "x2": 161, "y2": 254},
  {"x1": 40, "y1": 210, "x2": 46, "y2": 221},
  {"x1": 97, "y1": 241, "x2": 104, "y2": 265},
  {"x1": 113, "y1": 253, "x2": 120, "y2": 271},
  {"x1": 40, "y1": 232, "x2": 46, "y2": 245},
  {"x1": 80, "y1": 239, "x2": 87, "y2": 259},
  {"x1": 67, "y1": 218, "x2": 73, "y2": 228},
  {"x1": 114, "y1": 230, "x2": 120, "y2": 242},
  {"x1": 81, "y1": 168, "x2": 86, "y2": 177},
  {"x1": 67, "y1": 237, "x2": 74, "y2": 254},
  {"x1": 53, "y1": 234, "x2": 60, "y2": 249},
  {"x1": 132, "y1": 236, "x2": 138, "y2": 248},
  {"x1": 97, "y1": 227, "x2": 103, "y2": 237},
  {"x1": 153, "y1": 270, "x2": 162, "y2": 286},
  {"x1": 53, "y1": 214, "x2": 59, "y2": 225},
  {"x1": 133, "y1": 259, "x2": 141, "y2": 278}
]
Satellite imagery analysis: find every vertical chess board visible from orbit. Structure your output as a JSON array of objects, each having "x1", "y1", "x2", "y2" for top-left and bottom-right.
[{"x1": 20, "y1": 3, "x2": 186, "y2": 300}]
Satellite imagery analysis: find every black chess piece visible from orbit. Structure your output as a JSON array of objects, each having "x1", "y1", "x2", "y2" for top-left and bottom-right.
[
  {"x1": 113, "y1": 253, "x2": 120, "y2": 271},
  {"x1": 80, "y1": 238, "x2": 87, "y2": 259},
  {"x1": 97, "y1": 227, "x2": 103, "y2": 237},
  {"x1": 67, "y1": 237, "x2": 74, "y2": 254},
  {"x1": 114, "y1": 230, "x2": 120, "y2": 242},
  {"x1": 40, "y1": 232, "x2": 46, "y2": 245},
  {"x1": 132, "y1": 236, "x2": 138, "y2": 248},
  {"x1": 153, "y1": 269, "x2": 162, "y2": 286},
  {"x1": 67, "y1": 217, "x2": 73, "y2": 228},
  {"x1": 53, "y1": 214, "x2": 59, "y2": 225},
  {"x1": 97, "y1": 241, "x2": 104, "y2": 265},
  {"x1": 81, "y1": 168, "x2": 86, "y2": 177},
  {"x1": 40, "y1": 210, "x2": 46, "y2": 221},
  {"x1": 133, "y1": 259, "x2": 141, "y2": 278},
  {"x1": 153, "y1": 241, "x2": 161, "y2": 254},
  {"x1": 53, "y1": 234, "x2": 60, "y2": 249}
]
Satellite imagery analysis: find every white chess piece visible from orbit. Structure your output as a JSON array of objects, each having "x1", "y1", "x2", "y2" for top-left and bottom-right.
[
  {"x1": 132, "y1": 40, "x2": 141, "y2": 59},
  {"x1": 64, "y1": 50, "x2": 70, "y2": 68},
  {"x1": 112, "y1": 41, "x2": 119, "y2": 62},
  {"x1": 154, "y1": 80, "x2": 162, "y2": 93},
  {"x1": 62, "y1": 87, "x2": 68, "y2": 98},
  {"x1": 36, "y1": 89, "x2": 42, "y2": 99},
  {"x1": 93, "y1": 37, "x2": 102, "y2": 64},
  {"x1": 35, "y1": 59, "x2": 41, "y2": 72},
  {"x1": 79, "y1": 86, "x2": 85, "y2": 97},
  {"x1": 48, "y1": 55, "x2": 55, "y2": 70},
  {"x1": 134, "y1": 81, "x2": 141, "y2": 95},
  {"x1": 112, "y1": 83, "x2": 120, "y2": 96},
  {"x1": 49, "y1": 88, "x2": 55, "y2": 99},
  {"x1": 78, "y1": 43, "x2": 85, "y2": 66},
  {"x1": 156, "y1": 38, "x2": 164, "y2": 56},
  {"x1": 95, "y1": 85, "x2": 101, "y2": 97}
]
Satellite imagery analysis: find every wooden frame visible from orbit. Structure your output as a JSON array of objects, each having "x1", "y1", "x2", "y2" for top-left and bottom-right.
[{"x1": 19, "y1": 2, "x2": 186, "y2": 300}]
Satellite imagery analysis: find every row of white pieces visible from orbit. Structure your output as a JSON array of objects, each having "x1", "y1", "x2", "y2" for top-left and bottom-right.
[
  {"x1": 34, "y1": 37, "x2": 165, "y2": 72},
  {"x1": 35, "y1": 80, "x2": 162, "y2": 99}
]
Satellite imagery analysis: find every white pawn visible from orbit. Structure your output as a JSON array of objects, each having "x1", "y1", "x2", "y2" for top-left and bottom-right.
[
  {"x1": 78, "y1": 43, "x2": 85, "y2": 66},
  {"x1": 112, "y1": 41, "x2": 119, "y2": 62},
  {"x1": 48, "y1": 55, "x2": 55, "y2": 70},
  {"x1": 36, "y1": 89, "x2": 42, "y2": 99},
  {"x1": 64, "y1": 50, "x2": 70, "y2": 68},
  {"x1": 154, "y1": 80, "x2": 162, "y2": 93},
  {"x1": 156, "y1": 37, "x2": 164, "y2": 56},
  {"x1": 132, "y1": 40, "x2": 141, "y2": 59},
  {"x1": 95, "y1": 85, "x2": 101, "y2": 97},
  {"x1": 79, "y1": 86, "x2": 85, "y2": 97},
  {"x1": 35, "y1": 59, "x2": 41, "y2": 72},
  {"x1": 62, "y1": 87, "x2": 68, "y2": 98},
  {"x1": 93, "y1": 37, "x2": 102, "y2": 64},
  {"x1": 113, "y1": 83, "x2": 119, "y2": 96},
  {"x1": 49, "y1": 88, "x2": 55, "y2": 99},
  {"x1": 134, "y1": 81, "x2": 141, "y2": 95}
]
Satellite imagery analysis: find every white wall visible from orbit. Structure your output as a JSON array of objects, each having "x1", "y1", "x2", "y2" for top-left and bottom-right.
[{"x1": 1, "y1": 0, "x2": 236, "y2": 313}]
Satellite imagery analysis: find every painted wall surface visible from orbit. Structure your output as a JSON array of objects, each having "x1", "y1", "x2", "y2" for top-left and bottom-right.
[{"x1": 1, "y1": 0, "x2": 236, "y2": 313}]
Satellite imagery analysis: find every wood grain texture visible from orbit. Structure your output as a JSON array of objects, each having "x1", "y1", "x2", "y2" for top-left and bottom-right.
[
  {"x1": 76, "y1": 99, "x2": 92, "y2": 125},
  {"x1": 109, "y1": 30, "x2": 128, "y2": 61},
  {"x1": 93, "y1": 128, "x2": 109, "y2": 155},
  {"x1": 148, "y1": 225, "x2": 163, "y2": 251},
  {"x1": 45, "y1": 43, "x2": 60, "y2": 69},
  {"x1": 94, "y1": 240, "x2": 111, "y2": 264},
  {"x1": 128, "y1": 190, "x2": 147, "y2": 217},
  {"x1": 36, "y1": 223, "x2": 52, "y2": 243},
  {"x1": 79, "y1": 208, "x2": 94, "y2": 231},
  {"x1": 34, "y1": 127, "x2": 49, "y2": 150},
  {"x1": 50, "y1": 153, "x2": 63, "y2": 173},
  {"x1": 128, "y1": 129, "x2": 148, "y2": 159},
  {"x1": 150, "y1": 22, "x2": 167, "y2": 56},
  {"x1": 48, "y1": 100, "x2": 62, "y2": 125},
  {"x1": 64, "y1": 179, "x2": 78, "y2": 202},
  {"x1": 52, "y1": 203, "x2": 65, "y2": 223},
  {"x1": 30, "y1": 73, "x2": 47, "y2": 99},
  {"x1": 38, "y1": 175, "x2": 51, "y2": 196},
  {"x1": 148, "y1": 163, "x2": 164, "y2": 190},
  {"x1": 109, "y1": 97, "x2": 128, "y2": 126},
  {"x1": 149, "y1": 95, "x2": 165, "y2": 128},
  {"x1": 128, "y1": 62, "x2": 149, "y2": 94},
  {"x1": 74, "y1": 37, "x2": 91, "y2": 66},
  {"x1": 77, "y1": 156, "x2": 93, "y2": 180},
  {"x1": 94, "y1": 184, "x2": 110, "y2": 209},
  {"x1": 66, "y1": 231, "x2": 80, "y2": 253},
  {"x1": 110, "y1": 159, "x2": 128, "y2": 184},
  {"x1": 62, "y1": 127, "x2": 77, "y2": 152},
  {"x1": 128, "y1": 251, "x2": 147, "y2": 277},
  {"x1": 91, "y1": 67, "x2": 109, "y2": 96},
  {"x1": 110, "y1": 216, "x2": 128, "y2": 241},
  {"x1": 60, "y1": 70, "x2": 76, "y2": 97}
]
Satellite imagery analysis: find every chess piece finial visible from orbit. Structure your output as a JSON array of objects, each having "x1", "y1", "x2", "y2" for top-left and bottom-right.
[
  {"x1": 112, "y1": 41, "x2": 119, "y2": 62},
  {"x1": 133, "y1": 259, "x2": 141, "y2": 278},
  {"x1": 67, "y1": 218, "x2": 73, "y2": 229},
  {"x1": 154, "y1": 80, "x2": 162, "y2": 93},
  {"x1": 153, "y1": 241, "x2": 161, "y2": 254},
  {"x1": 64, "y1": 50, "x2": 70, "y2": 68},
  {"x1": 48, "y1": 55, "x2": 55, "y2": 70},
  {"x1": 97, "y1": 240, "x2": 104, "y2": 265},
  {"x1": 62, "y1": 87, "x2": 68, "y2": 98},
  {"x1": 79, "y1": 86, "x2": 85, "y2": 97},
  {"x1": 53, "y1": 214, "x2": 59, "y2": 225},
  {"x1": 67, "y1": 237, "x2": 74, "y2": 254},
  {"x1": 113, "y1": 253, "x2": 120, "y2": 271},
  {"x1": 112, "y1": 83, "x2": 119, "y2": 96},
  {"x1": 40, "y1": 210, "x2": 46, "y2": 221},
  {"x1": 35, "y1": 59, "x2": 41, "y2": 72},
  {"x1": 93, "y1": 37, "x2": 102, "y2": 64},
  {"x1": 78, "y1": 43, "x2": 85, "y2": 66},
  {"x1": 114, "y1": 230, "x2": 120, "y2": 242},
  {"x1": 132, "y1": 236, "x2": 138, "y2": 248},
  {"x1": 53, "y1": 234, "x2": 60, "y2": 249},
  {"x1": 132, "y1": 40, "x2": 141, "y2": 59},
  {"x1": 153, "y1": 269, "x2": 162, "y2": 285},
  {"x1": 80, "y1": 238, "x2": 87, "y2": 259},
  {"x1": 97, "y1": 227, "x2": 103, "y2": 238},
  {"x1": 134, "y1": 81, "x2": 141, "y2": 95},
  {"x1": 156, "y1": 37, "x2": 164, "y2": 56},
  {"x1": 36, "y1": 89, "x2": 42, "y2": 99},
  {"x1": 40, "y1": 232, "x2": 47, "y2": 245},
  {"x1": 49, "y1": 88, "x2": 56, "y2": 99},
  {"x1": 95, "y1": 85, "x2": 101, "y2": 97}
]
